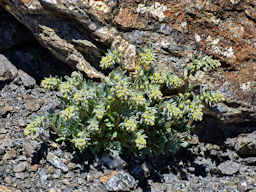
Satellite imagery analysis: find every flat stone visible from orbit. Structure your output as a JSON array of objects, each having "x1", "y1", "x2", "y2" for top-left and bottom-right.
[
  {"x1": 23, "y1": 140, "x2": 34, "y2": 158},
  {"x1": 236, "y1": 132, "x2": 256, "y2": 157},
  {"x1": 226, "y1": 131, "x2": 256, "y2": 157},
  {"x1": 2, "y1": 150, "x2": 17, "y2": 160},
  {"x1": 24, "y1": 99, "x2": 43, "y2": 112},
  {"x1": 0, "y1": 147, "x2": 5, "y2": 156},
  {"x1": 0, "y1": 185, "x2": 13, "y2": 192},
  {"x1": 0, "y1": 54, "x2": 18, "y2": 81},
  {"x1": 4, "y1": 176, "x2": 13, "y2": 184},
  {"x1": 89, "y1": 182, "x2": 107, "y2": 192},
  {"x1": 163, "y1": 173, "x2": 178, "y2": 184},
  {"x1": 52, "y1": 169, "x2": 61, "y2": 179},
  {"x1": 13, "y1": 162, "x2": 27, "y2": 173},
  {"x1": 39, "y1": 168, "x2": 49, "y2": 185},
  {"x1": 217, "y1": 161, "x2": 240, "y2": 175},
  {"x1": 104, "y1": 171, "x2": 137, "y2": 191},
  {"x1": 30, "y1": 164, "x2": 40, "y2": 172},
  {"x1": 0, "y1": 106, "x2": 15, "y2": 117},
  {"x1": 15, "y1": 172, "x2": 26, "y2": 179},
  {"x1": 240, "y1": 157, "x2": 256, "y2": 166},
  {"x1": 46, "y1": 152, "x2": 68, "y2": 173},
  {"x1": 0, "y1": 166, "x2": 5, "y2": 179},
  {"x1": 18, "y1": 119, "x2": 26, "y2": 127},
  {"x1": 100, "y1": 155, "x2": 127, "y2": 170},
  {"x1": 48, "y1": 188, "x2": 59, "y2": 192},
  {"x1": 17, "y1": 70, "x2": 36, "y2": 89}
]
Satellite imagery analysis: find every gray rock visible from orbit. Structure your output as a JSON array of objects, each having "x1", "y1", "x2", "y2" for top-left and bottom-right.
[
  {"x1": 39, "y1": 168, "x2": 49, "y2": 185},
  {"x1": 100, "y1": 155, "x2": 126, "y2": 170},
  {"x1": 217, "y1": 161, "x2": 240, "y2": 175},
  {"x1": 24, "y1": 99, "x2": 44, "y2": 112},
  {"x1": 0, "y1": 54, "x2": 18, "y2": 81},
  {"x1": 15, "y1": 172, "x2": 27, "y2": 179},
  {"x1": 226, "y1": 131, "x2": 256, "y2": 157},
  {"x1": 0, "y1": 147, "x2": 5, "y2": 156},
  {"x1": 4, "y1": 176, "x2": 13, "y2": 184},
  {"x1": 46, "y1": 152, "x2": 68, "y2": 173},
  {"x1": 23, "y1": 140, "x2": 35, "y2": 158},
  {"x1": 62, "y1": 187, "x2": 73, "y2": 192},
  {"x1": 150, "y1": 182, "x2": 168, "y2": 192},
  {"x1": 13, "y1": 162, "x2": 27, "y2": 173},
  {"x1": 163, "y1": 173, "x2": 178, "y2": 184},
  {"x1": 158, "y1": 24, "x2": 172, "y2": 35},
  {"x1": 104, "y1": 171, "x2": 137, "y2": 191},
  {"x1": 0, "y1": 166, "x2": 5, "y2": 179},
  {"x1": 240, "y1": 157, "x2": 256, "y2": 166},
  {"x1": 52, "y1": 169, "x2": 61, "y2": 179},
  {"x1": 237, "y1": 180, "x2": 249, "y2": 192},
  {"x1": 64, "y1": 171, "x2": 74, "y2": 178},
  {"x1": 2, "y1": 149, "x2": 17, "y2": 160},
  {"x1": 89, "y1": 182, "x2": 107, "y2": 192},
  {"x1": 17, "y1": 70, "x2": 36, "y2": 89}
]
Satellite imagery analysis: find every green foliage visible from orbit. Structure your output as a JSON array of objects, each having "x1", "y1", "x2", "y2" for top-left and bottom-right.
[
  {"x1": 25, "y1": 48, "x2": 225, "y2": 157},
  {"x1": 100, "y1": 49, "x2": 121, "y2": 70}
]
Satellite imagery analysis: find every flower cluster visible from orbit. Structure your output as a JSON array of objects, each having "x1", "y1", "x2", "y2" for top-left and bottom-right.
[
  {"x1": 87, "y1": 118, "x2": 99, "y2": 132},
  {"x1": 200, "y1": 90, "x2": 225, "y2": 106},
  {"x1": 60, "y1": 105, "x2": 79, "y2": 121},
  {"x1": 149, "y1": 72, "x2": 166, "y2": 84},
  {"x1": 70, "y1": 71, "x2": 84, "y2": 87},
  {"x1": 110, "y1": 79, "x2": 131, "y2": 101},
  {"x1": 25, "y1": 48, "x2": 225, "y2": 156},
  {"x1": 166, "y1": 74, "x2": 184, "y2": 89},
  {"x1": 100, "y1": 49, "x2": 121, "y2": 69},
  {"x1": 164, "y1": 102, "x2": 183, "y2": 120},
  {"x1": 147, "y1": 85, "x2": 162, "y2": 101},
  {"x1": 74, "y1": 138, "x2": 86, "y2": 150},
  {"x1": 41, "y1": 77, "x2": 60, "y2": 90},
  {"x1": 131, "y1": 92, "x2": 147, "y2": 106},
  {"x1": 142, "y1": 107, "x2": 157, "y2": 126},
  {"x1": 72, "y1": 89, "x2": 87, "y2": 105},
  {"x1": 59, "y1": 82, "x2": 74, "y2": 100},
  {"x1": 123, "y1": 117, "x2": 137, "y2": 132},
  {"x1": 93, "y1": 104, "x2": 106, "y2": 120},
  {"x1": 139, "y1": 47, "x2": 155, "y2": 69},
  {"x1": 135, "y1": 131, "x2": 147, "y2": 150},
  {"x1": 185, "y1": 55, "x2": 222, "y2": 78},
  {"x1": 24, "y1": 116, "x2": 46, "y2": 137}
]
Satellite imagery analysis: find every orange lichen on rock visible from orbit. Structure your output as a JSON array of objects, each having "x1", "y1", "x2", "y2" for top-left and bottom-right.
[
  {"x1": 18, "y1": 0, "x2": 33, "y2": 4},
  {"x1": 114, "y1": 7, "x2": 146, "y2": 29},
  {"x1": 100, "y1": 171, "x2": 118, "y2": 184}
]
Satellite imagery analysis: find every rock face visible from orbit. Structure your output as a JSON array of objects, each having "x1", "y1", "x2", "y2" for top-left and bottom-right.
[
  {"x1": 1, "y1": 0, "x2": 255, "y2": 123},
  {"x1": 0, "y1": 54, "x2": 18, "y2": 82}
]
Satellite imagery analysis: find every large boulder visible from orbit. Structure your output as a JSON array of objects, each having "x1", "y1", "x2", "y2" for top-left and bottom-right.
[{"x1": 1, "y1": 0, "x2": 255, "y2": 123}]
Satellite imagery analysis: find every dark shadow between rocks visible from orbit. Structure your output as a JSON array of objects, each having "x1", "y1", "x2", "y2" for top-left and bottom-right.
[
  {"x1": 0, "y1": 6, "x2": 74, "y2": 84},
  {"x1": 193, "y1": 116, "x2": 256, "y2": 146},
  {"x1": 2, "y1": 42, "x2": 74, "y2": 85},
  {"x1": 31, "y1": 142, "x2": 49, "y2": 165}
]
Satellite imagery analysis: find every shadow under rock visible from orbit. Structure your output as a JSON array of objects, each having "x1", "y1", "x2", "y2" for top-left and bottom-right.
[
  {"x1": 2, "y1": 41, "x2": 74, "y2": 85},
  {"x1": 194, "y1": 116, "x2": 256, "y2": 145},
  {"x1": 31, "y1": 142, "x2": 49, "y2": 165}
]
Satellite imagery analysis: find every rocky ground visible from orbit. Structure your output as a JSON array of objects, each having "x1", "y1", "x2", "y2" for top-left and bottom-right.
[{"x1": 1, "y1": 6, "x2": 256, "y2": 192}]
